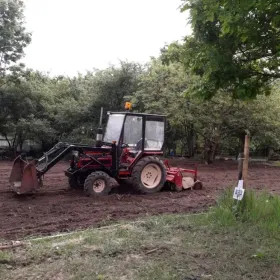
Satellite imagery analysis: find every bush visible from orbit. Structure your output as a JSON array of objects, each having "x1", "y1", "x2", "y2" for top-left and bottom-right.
[{"x1": 0, "y1": 147, "x2": 14, "y2": 160}]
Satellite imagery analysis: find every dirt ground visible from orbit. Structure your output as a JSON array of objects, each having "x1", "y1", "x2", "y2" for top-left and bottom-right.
[{"x1": 0, "y1": 159, "x2": 279, "y2": 240}]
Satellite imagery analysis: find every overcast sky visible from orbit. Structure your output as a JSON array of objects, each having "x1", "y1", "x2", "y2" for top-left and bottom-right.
[{"x1": 22, "y1": 0, "x2": 191, "y2": 76}]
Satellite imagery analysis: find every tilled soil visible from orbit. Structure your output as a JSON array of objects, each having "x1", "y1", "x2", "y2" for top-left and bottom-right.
[{"x1": 0, "y1": 159, "x2": 279, "y2": 240}]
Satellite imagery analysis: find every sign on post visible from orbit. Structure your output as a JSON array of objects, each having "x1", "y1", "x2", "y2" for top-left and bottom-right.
[
  {"x1": 233, "y1": 180, "x2": 245, "y2": 200},
  {"x1": 233, "y1": 134, "x2": 249, "y2": 201}
]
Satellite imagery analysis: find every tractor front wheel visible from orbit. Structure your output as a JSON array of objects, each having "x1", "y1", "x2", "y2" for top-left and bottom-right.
[
  {"x1": 68, "y1": 175, "x2": 84, "y2": 189},
  {"x1": 131, "y1": 156, "x2": 166, "y2": 194},
  {"x1": 84, "y1": 171, "x2": 112, "y2": 196}
]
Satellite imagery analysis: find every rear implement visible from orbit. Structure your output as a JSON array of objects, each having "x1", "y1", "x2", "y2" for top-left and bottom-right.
[{"x1": 164, "y1": 160, "x2": 203, "y2": 191}]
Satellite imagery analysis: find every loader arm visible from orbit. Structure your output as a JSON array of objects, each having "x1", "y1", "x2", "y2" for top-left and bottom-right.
[
  {"x1": 35, "y1": 142, "x2": 110, "y2": 175},
  {"x1": 9, "y1": 142, "x2": 112, "y2": 194}
]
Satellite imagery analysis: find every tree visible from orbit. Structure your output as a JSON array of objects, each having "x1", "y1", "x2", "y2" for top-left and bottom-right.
[
  {"x1": 0, "y1": 71, "x2": 54, "y2": 151},
  {"x1": 132, "y1": 58, "x2": 280, "y2": 163},
  {"x1": 188, "y1": 89, "x2": 280, "y2": 163},
  {"x1": 168, "y1": 0, "x2": 280, "y2": 99},
  {"x1": 0, "y1": 0, "x2": 31, "y2": 152},
  {"x1": 131, "y1": 59, "x2": 196, "y2": 155},
  {"x1": 0, "y1": 0, "x2": 31, "y2": 77},
  {"x1": 84, "y1": 61, "x2": 143, "y2": 133}
]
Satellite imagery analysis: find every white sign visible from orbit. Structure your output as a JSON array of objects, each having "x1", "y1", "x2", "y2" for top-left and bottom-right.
[{"x1": 233, "y1": 180, "x2": 245, "y2": 200}]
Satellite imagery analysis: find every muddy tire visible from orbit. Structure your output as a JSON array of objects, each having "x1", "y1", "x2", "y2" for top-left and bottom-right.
[
  {"x1": 131, "y1": 156, "x2": 166, "y2": 194},
  {"x1": 84, "y1": 171, "x2": 112, "y2": 196}
]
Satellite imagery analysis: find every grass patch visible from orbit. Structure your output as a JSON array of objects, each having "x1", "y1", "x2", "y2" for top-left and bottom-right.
[
  {"x1": 210, "y1": 188, "x2": 280, "y2": 237},
  {"x1": 1, "y1": 190, "x2": 280, "y2": 280},
  {"x1": 0, "y1": 251, "x2": 12, "y2": 264},
  {"x1": 266, "y1": 161, "x2": 280, "y2": 167}
]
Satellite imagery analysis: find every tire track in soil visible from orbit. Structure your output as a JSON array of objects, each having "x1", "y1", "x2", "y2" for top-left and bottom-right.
[{"x1": 0, "y1": 160, "x2": 279, "y2": 240}]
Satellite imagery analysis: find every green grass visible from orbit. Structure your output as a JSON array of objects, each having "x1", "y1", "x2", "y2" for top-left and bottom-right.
[
  {"x1": 1, "y1": 190, "x2": 280, "y2": 280},
  {"x1": 211, "y1": 188, "x2": 280, "y2": 236}
]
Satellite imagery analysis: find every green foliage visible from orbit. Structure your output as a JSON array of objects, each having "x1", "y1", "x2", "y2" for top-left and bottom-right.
[
  {"x1": 16, "y1": 117, "x2": 56, "y2": 144},
  {"x1": 0, "y1": 250, "x2": 12, "y2": 263},
  {"x1": 85, "y1": 61, "x2": 143, "y2": 128},
  {"x1": 171, "y1": 0, "x2": 280, "y2": 99},
  {"x1": 0, "y1": 0, "x2": 280, "y2": 160},
  {"x1": 1, "y1": 53, "x2": 280, "y2": 160},
  {"x1": 0, "y1": 61, "x2": 143, "y2": 152},
  {"x1": 210, "y1": 188, "x2": 280, "y2": 237},
  {"x1": 132, "y1": 57, "x2": 280, "y2": 161},
  {"x1": 0, "y1": 0, "x2": 31, "y2": 77},
  {"x1": 131, "y1": 59, "x2": 195, "y2": 155}
]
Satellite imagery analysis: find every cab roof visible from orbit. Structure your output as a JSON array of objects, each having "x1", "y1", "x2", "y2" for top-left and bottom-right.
[{"x1": 107, "y1": 111, "x2": 166, "y2": 118}]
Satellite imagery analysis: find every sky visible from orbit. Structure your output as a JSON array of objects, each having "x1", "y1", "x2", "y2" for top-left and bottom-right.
[{"x1": 22, "y1": 0, "x2": 192, "y2": 77}]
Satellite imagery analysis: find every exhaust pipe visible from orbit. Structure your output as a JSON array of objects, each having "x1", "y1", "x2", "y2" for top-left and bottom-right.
[{"x1": 96, "y1": 107, "x2": 103, "y2": 147}]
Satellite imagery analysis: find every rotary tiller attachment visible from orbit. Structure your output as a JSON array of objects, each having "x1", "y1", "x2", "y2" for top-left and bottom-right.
[
  {"x1": 164, "y1": 160, "x2": 203, "y2": 191},
  {"x1": 9, "y1": 155, "x2": 41, "y2": 194}
]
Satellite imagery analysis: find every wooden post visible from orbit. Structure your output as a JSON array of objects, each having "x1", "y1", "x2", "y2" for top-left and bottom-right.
[
  {"x1": 238, "y1": 152, "x2": 243, "y2": 180},
  {"x1": 242, "y1": 134, "x2": 250, "y2": 188}
]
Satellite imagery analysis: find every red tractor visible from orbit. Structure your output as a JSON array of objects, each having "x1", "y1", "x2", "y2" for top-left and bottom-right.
[{"x1": 9, "y1": 108, "x2": 202, "y2": 196}]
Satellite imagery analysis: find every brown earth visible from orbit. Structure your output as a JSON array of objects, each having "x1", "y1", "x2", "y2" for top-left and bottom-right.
[{"x1": 0, "y1": 159, "x2": 279, "y2": 240}]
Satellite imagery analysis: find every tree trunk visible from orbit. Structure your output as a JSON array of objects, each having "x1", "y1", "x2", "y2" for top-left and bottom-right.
[
  {"x1": 210, "y1": 142, "x2": 219, "y2": 163},
  {"x1": 206, "y1": 148, "x2": 213, "y2": 164},
  {"x1": 202, "y1": 139, "x2": 213, "y2": 164},
  {"x1": 14, "y1": 133, "x2": 23, "y2": 156},
  {"x1": 203, "y1": 137, "x2": 220, "y2": 164},
  {"x1": 239, "y1": 132, "x2": 246, "y2": 152},
  {"x1": 187, "y1": 125, "x2": 195, "y2": 157},
  {"x1": 180, "y1": 142, "x2": 183, "y2": 157},
  {"x1": 12, "y1": 134, "x2": 17, "y2": 157},
  {"x1": 3, "y1": 134, "x2": 11, "y2": 149}
]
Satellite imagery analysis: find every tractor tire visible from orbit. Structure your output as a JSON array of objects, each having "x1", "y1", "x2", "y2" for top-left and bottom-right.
[
  {"x1": 68, "y1": 175, "x2": 83, "y2": 189},
  {"x1": 131, "y1": 156, "x2": 166, "y2": 194},
  {"x1": 84, "y1": 171, "x2": 112, "y2": 197}
]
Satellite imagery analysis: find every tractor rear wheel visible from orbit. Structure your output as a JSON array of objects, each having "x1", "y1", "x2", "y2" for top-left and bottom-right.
[
  {"x1": 84, "y1": 171, "x2": 112, "y2": 196},
  {"x1": 131, "y1": 156, "x2": 166, "y2": 194}
]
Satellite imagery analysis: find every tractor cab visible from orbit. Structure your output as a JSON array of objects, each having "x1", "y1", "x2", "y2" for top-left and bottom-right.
[{"x1": 102, "y1": 112, "x2": 166, "y2": 154}]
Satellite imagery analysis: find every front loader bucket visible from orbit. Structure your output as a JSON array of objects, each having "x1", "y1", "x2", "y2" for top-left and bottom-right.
[{"x1": 9, "y1": 156, "x2": 40, "y2": 194}]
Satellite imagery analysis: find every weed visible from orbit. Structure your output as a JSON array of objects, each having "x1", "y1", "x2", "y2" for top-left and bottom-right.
[
  {"x1": 209, "y1": 188, "x2": 280, "y2": 238},
  {"x1": 0, "y1": 251, "x2": 12, "y2": 264}
]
